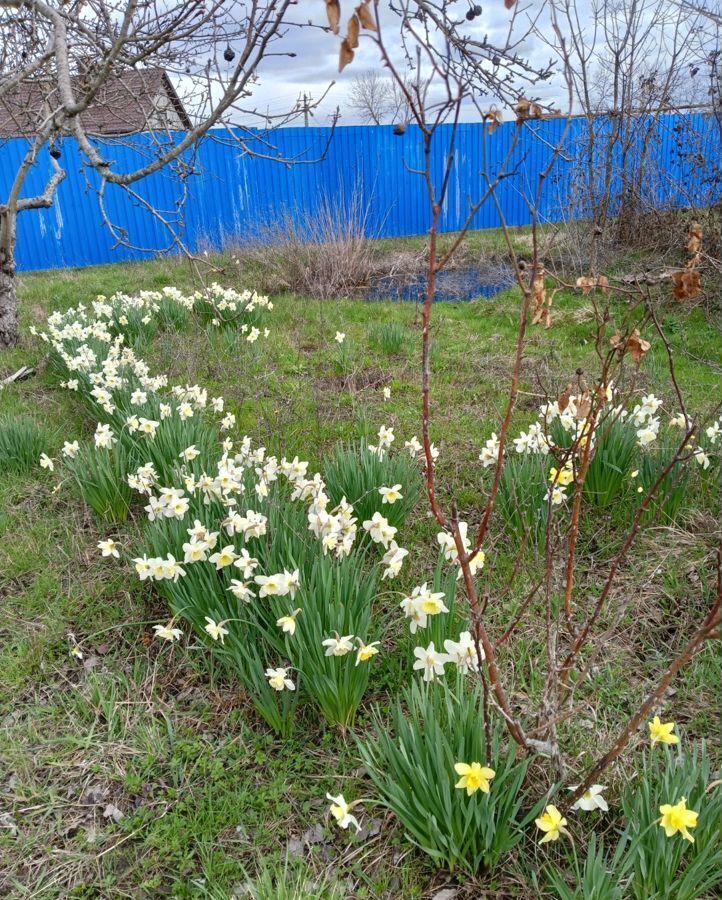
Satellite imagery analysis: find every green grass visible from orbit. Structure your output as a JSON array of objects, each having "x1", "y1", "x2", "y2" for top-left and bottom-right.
[{"x1": 1, "y1": 234, "x2": 720, "y2": 897}]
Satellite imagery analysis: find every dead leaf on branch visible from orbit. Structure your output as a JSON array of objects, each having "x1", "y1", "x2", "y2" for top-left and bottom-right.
[
  {"x1": 575, "y1": 389, "x2": 592, "y2": 420},
  {"x1": 576, "y1": 275, "x2": 610, "y2": 296},
  {"x1": 686, "y1": 222, "x2": 702, "y2": 255},
  {"x1": 530, "y1": 267, "x2": 552, "y2": 328},
  {"x1": 356, "y1": 2, "x2": 377, "y2": 30},
  {"x1": 347, "y1": 13, "x2": 360, "y2": 49},
  {"x1": 484, "y1": 106, "x2": 503, "y2": 134},
  {"x1": 610, "y1": 328, "x2": 651, "y2": 364},
  {"x1": 671, "y1": 269, "x2": 701, "y2": 301},
  {"x1": 326, "y1": 0, "x2": 341, "y2": 34},
  {"x1": 339, "y1": 38, "x2": 354, "y2": 72},
  {"x1": 557, "y1": 384, "x2": 572, "y2": 413},
  {"x1": 513, "y1": 97, "x2": 542, "y2": 123}
]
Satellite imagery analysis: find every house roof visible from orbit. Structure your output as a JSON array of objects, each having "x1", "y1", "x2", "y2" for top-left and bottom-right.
[{"x1": 0, "y1": 68, "x2": 192, "y2": 137}]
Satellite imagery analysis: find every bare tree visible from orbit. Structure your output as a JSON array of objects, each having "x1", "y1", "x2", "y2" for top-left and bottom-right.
[
  {"x1": 347, "y1": 69, "x2": 394, "y2": 123},
  {"x1": 541, "y1": 0, "x2": 719, "y2": 270},
  {"x1": 0, "y1": 0, "x2": 330, "y2": 349},
  {"x1": 347, "y1": 68, "x2": 411, "y2": 124}
]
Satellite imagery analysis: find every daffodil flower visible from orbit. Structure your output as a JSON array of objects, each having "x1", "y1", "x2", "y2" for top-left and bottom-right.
[
  {"x1": 454, "y1": 762, "x2": 495, "y2": 796},
  {"x1": 326, "y1": 793, "x2": 360, "y2": 832},
  {"x1": 39, "y1": 453, "x2": 55, "y2": 471},
  {"x1": 355, "y1": 639, "x2": 380, "y2": 665},
  {"x1": 535, "y1": 805, "x2": 569, "y2": 844},
  {"x1": 568, "y1": 784, "x2": 609, "y2": 812},
  {"x1": 322, "y1": 633, "x2": 355, "y2": 657},
  {"x1": 334, "y1": 331, "x2": 346, "y2": 344},
  {"x1": 153, "y1": 623, "x2": 183, "y2": 642},
  {"x1": 378, "y1": 484, "x2": 403, "y2": 504},
  {"x1": 649, "y1": 715, "x2": 680, "y2": 745},
  {"x1": 659, "y1": 797, "x2": 698, "y2": 842},
  {"x1": 276, "y1": 609, "x2": 301, "y2": 635},
  {"x1": 98, "y1": 538, "x2": 120, "y2": 558},
  {"x1": 412, "y1": 642, "x2": 451, "y2": 682},
  {"x1": 381, "y1": 541, "x2": 408, "y2": 579},
  {"x1": 209, "y1": 545, "x2": 236, "y2": 569},
  {"x1": 204, "y1": 617, "x2": 229, "y2": 643},
  {"x1": 265, "y1": 666, "x2": 295, "y2": 691}
]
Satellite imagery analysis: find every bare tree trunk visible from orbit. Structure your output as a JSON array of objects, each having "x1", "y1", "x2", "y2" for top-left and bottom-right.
[{"x1": 0, "y1": 240, "x2": 18, "y2": 349}]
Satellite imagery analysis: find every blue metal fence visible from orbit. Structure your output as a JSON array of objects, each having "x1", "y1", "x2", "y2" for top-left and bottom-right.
[{"x1": 1, "y1": 113, "x2": 718, "y2": 273}]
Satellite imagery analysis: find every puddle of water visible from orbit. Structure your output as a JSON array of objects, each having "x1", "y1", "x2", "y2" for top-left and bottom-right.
[{"x1": 365, "y1": 265, "x2": 515, "y2": 302}]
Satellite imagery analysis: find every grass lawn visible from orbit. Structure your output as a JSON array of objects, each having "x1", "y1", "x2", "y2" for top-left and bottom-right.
[{"x1": 1, "y1": 234, "x2": 720, "y2": 898}]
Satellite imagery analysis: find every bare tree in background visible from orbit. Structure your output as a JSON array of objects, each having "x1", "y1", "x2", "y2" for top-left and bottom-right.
[
  {"x1": 542, "y1": 0, "x2": 720, "y2": 271},
  {"x1": 0, "y1": 0, "x2": 330, "y2": 349},
  {"x1": 347, "y1": 68, "x2": 410, "y2": 124}
]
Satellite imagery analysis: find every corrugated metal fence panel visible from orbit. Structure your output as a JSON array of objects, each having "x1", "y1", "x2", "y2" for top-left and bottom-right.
[{"x1": 1, "y1": 114, "x2": 718, "y2": 273}]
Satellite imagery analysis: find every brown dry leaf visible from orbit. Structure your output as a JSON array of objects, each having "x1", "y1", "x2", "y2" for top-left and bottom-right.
[
  {"x1": 339, "y1": 38, "x2": 354, "y2": 72},
  {"x1": 326, "y1": 0, "x2": 341, "y2": 34},
  {"x1": 513, "y1": 97, "x2": 531, "y2": 122},
  {"x1": 671, "y1": 269, "x2": 701, "y2": 301},
  {"x1": 485, "y1": 106, "x2": 503, "y2": 134},
  {"x1": 686, "y1": 222, "x2": 702, "y2": 254},
  {"x1": 356, "y1": 2, "x2": 376, "y2": 30},
  {"x1": 557, "y1": 384, "x2": 572, "y2": 413},
  {"x1": 530, "y1": 267, "x2": 552, "y2": 327},
  {"x1": 610, "y1": 328, "x2": 651, "y2": 363},
  {"x1": 347, "y1": 13, "x2": 360, "y2": 49},
  {"x1": 576, "y1": 275, "x2": 610, "y2": 295},
  {"x1": 505, "y1": 0, "x2": 516, "y2": 7},
  {"x1": 575, "y1": 389, "x2": 592, "y2": 420}
]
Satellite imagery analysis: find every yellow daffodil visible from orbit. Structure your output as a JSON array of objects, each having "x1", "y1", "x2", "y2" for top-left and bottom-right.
[
  {"x1": 649, "y1": 715, "x2": 680, "y2": 745},
  {"x1": 659, "y1": 797, "x2": 698, "y2": 842},
  {"x1": 355, "y1": 639, "x2": 380, "y2": 665},
  {"x1": 535, "y1": 805, "x2": 569, "y2": 844},
  {"x1": 549, "y1": 466, "x2": 574, "y2": 486},
  {"x1": 454, "y1": 762, "x2": 495, "y2": 796}
]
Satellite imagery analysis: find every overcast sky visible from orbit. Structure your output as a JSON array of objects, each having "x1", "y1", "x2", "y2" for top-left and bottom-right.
[{"x1": 227, "y1": 2, "x2": 564, "y2": 127}]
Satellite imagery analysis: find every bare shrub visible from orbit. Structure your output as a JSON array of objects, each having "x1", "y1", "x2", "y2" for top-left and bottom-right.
[{"x1": 229, "y1": 184, "x2": 381, "y2": 299}]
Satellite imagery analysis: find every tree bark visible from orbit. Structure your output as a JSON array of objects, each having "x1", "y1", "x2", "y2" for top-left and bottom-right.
[{"x1": 0, "y1": 245, "x2": 18, "y2": 349}]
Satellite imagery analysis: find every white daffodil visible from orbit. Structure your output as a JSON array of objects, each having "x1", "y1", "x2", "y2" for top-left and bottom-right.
[
  {"x1": 209, "y1": 545, "x2": 236, "y2": 569},
  {"x1": 381, "y1": 541, "x2": 408, "y2": 580},
  {"x1": 254, "y1": 572, "x2": 286, "y2": 598},
  {"x1": 322, "y1": 633, "x2": 355, "y2": 657},
  {"x1": 412, "y1": 642, "x2": 451, "y2": 682},
  {"x1": 362, "y1": 511, "x2": 397, "y2": 548},
  {"x1": 479, "y1": 432, "x2": 500, "y2": 468},
  {"x1": 204, "y1": 617, "x2": 229, "y2": 643},
  {"x1": 153, "y1": 623, "x2": 183, "y2": 642},
  {"x1": 326, "y1": 793, "x2": 360, "y2": 832},
  {"x1": 265, "y1": 666, "x2": 295, "y2": 691},
  {"x1": 569, "y1": 784, "x2": 609, "y2": 812},
  {"x1": 180, "y1": 444, "x2": 201, "y2": 461},
  {"x1": 444, "y1": 631, "x2": 482, "y2": 673},
  {"x1": 694, "y1": 448, "x2": 711, "y2": 469},
  {"x1": 334, "y1": 331, "x2": 346, "y2": 344},
  {"x1": 227, "y1": 579, "x2": 255, "y2": 602},
  {"x1": 405, "y1": 436, "x2": 422, "y2": 457},
  {"x1": 276, "y1": 609, "x2": 301, "y2": 635},
  {"x1": 98, "y1": 538, "x2": 120, "y2": 558},
  {"x1": 378, "y1": 484, "x2": 403, "y2": 504},
  {"x1": 61, "y1": 440, "x2": 80, "y2": 459},
  {"x1": 39, "y1": 453, "x2": 55, "y2": 471}
]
